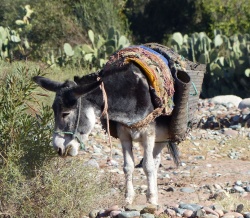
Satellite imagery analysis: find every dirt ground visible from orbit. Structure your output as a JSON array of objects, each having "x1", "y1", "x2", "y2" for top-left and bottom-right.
[{"x1": 100, "y1": 136, "x2": 250, "y2": 209}]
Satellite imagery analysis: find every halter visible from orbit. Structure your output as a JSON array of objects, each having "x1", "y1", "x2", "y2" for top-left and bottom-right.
[
  {"x1": 54, "y1": 90, "x2": 85, "y2": 151},
  {"x1": 53, "y1": 79, "x2": 111, "y2": 154}
]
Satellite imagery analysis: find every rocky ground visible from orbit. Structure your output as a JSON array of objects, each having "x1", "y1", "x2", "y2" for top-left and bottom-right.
[{"x1": 81, "y1": 96, "x2": 250, "y2": 218}]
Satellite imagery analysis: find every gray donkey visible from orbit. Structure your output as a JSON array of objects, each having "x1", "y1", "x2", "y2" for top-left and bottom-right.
[{"x1": 33, "y1": 44, "x2": 203, "y2": 205}]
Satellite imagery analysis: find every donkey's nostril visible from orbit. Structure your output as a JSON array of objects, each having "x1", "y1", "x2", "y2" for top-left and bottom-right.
[
  {"x1": 62, "y1": 112, "x2": 70, "y2": 119},
  {"x1": 58, "y1": 148, "x2": 63, "y2": 156}
]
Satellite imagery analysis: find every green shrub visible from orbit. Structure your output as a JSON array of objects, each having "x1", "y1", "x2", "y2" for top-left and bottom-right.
[
  {"x1": 0, "y1": 62, "x2": 55, "y2": 175},
  {"x1": 196, "y1": 0, "x2": 250, "y2": 36},
  {"x1": 0, "y1": 62, "x2": 124, "y2": 216},
  {"x1": 74, "y1": 0, "x2": 129, "y2": 40}
]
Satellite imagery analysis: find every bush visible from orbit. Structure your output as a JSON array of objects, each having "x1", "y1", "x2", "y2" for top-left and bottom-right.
[
  {"x1": 0, "y1": 62, "x2": 55, "y2": 175},
  {"x1": 0, "y1": 62, "x2": 124, "y2": 216},
  {"x1": 74, "y1": 0, "x2": 129, "y2": 39},
  {"x1": 0, "y1": 156, "x2": 121, "y2": 217},
  {"x1": 195, "y1": 0, "x2": 250, "y2": 36}
]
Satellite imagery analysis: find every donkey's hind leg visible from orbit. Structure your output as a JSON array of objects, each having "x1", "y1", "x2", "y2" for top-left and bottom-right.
[
  {"x1": 117, "y1": 126, "x2": 135, "y2": 204},
  {"x1": 142, "y1": 125, "x2": 158, "y2": 205},
  {"x1": 153, "y1": 142, "x2": 166, "y2": 171}
]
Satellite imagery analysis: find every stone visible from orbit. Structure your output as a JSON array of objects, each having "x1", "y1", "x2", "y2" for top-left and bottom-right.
[
  {"x1": 183, "y1": 209, "x2": 194, "y2": 217},
  {"x1": 235, "y1": 181, "x2": 243, "y2": 186},
  {"x1": 244, "y1": 213, "x2": 250, "y2": 218},
  {"x1": 214, "y1": 209, "x2": 224, "y2": 217},
  {"x1": 210, "y1": 95, "x2": 242, "y2": 107},
  {"x1": 222, "y1": 212, "x2": 244, "y2": 218},
  {"x1": 196, "y1": 209, "x2": 206, "y2": 218},
  {"x1": 118, "y1": 211, "x2": 140, "y2": 218},
  {"x1": 233, "y1": 185, "x2": 245, "y2": 193},
  {"x1": 84, "y1": 159, "x2": 100, "y2": 168},
  {"x1": 236, "y1": 204, "x2": 244, "y2": 213},
  {"x1": 180, "y1": 187, "x2": 196, "y2": 193},
  {"x1": 125, "y1": 205, "x2": 146, "y2": 212},
  {"x1": 175, "y1": 208, "x2": 186, "y2": 216},
  {"x1": 89, "y1": 209, "x2": 100, "y2": 218},
  {"x1": 165, "y1": 187, "x2": 175, "y2": 192},
  {"x1": 203, "y1": 206, "x2": 219, "y2": 217},
  {"x1": 165, "y1": 208, "x2": 176, "y2": 216},
  {"x1": 238, "y1": 98, "x2": 250, "y2": 109},
  {"x1": 105, "y1": 205, "x2": 120, "y2": 213},
  {"x1": 212, "y1": 204, "x2": 224, "y2": 211},
  {"x1": 110, "y1": 211, "x2": 122, "y2": 217},
  {"x1": 154, "y1": 207, "x2": 164, "y2": 216},
  {"x1": 179, "y1": 203, "x2": 195, "y2": 211},
  {"x1": 205, "y1": 215, "x2": 220, "y2": 218},
  {"x1": 140, "y1": 205, "x2": 157, "y2": 214},
  {"x1": 189, "y1": 204, "x2": 202, "y2": 211},
  {"x1": 140, "y1": 213, "x2": 155, "y2": 218},
  {"x1": 246, "y1": 185, "x2": 250, "y2": 192}
]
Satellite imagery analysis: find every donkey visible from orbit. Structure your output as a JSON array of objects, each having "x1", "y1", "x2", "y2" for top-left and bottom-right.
[{"x1": 33, "y1": 59, "x2": 191, "y2": 204}]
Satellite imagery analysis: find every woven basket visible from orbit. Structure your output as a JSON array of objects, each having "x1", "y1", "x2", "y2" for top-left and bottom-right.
[{"x1": 144, "y1": 43, "x2": 206, "y2": 135}]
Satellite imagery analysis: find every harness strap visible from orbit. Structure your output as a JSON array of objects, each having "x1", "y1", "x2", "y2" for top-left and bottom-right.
[
  {"x1": 54, "y1": 88, "x2": 85, "y2": 151},
  {"x1": 98, "y1": 77, "x2": 113, "y2": 161}
]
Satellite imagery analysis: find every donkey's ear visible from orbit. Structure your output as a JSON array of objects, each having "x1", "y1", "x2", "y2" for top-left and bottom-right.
[
  {"x1": 74, "y1": 76, "x2": 81, "y2": 84},
  {"x1": 70, "y1": 80, "x2": 102, "y2": 98},
  {"x1": 33, "y1": 76, "x2": 63, "y2": 92}
]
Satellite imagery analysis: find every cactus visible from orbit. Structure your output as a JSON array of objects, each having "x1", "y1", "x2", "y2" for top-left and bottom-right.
[
  {"x1": 0, "y1": 5, "x2": 34, "y2": 61},
  {"x1": 81, "y1": 30, "x2": 106, "y2": 68},
  {"x1": 168, "y1": 30, "x2": 250, "y2": 98},
  {"x1": 79, "y1": 28, "x2": 130, "y2": 69},
  {"x1": 245, "y1": 69, "x2": 250, "y2": 77},
  {"x1": 64, "y1": 43, "x2": 74, "y2": 57},
  {"x1": 105, "y1": 27, "x2": 130, "y2": 53}
]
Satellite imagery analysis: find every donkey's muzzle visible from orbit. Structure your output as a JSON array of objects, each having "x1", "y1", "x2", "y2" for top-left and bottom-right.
[{"x1": 57, "y1": 147, "x2": 64, "y2": 156}]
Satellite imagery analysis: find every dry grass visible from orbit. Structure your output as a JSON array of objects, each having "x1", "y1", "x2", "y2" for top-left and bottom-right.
[
  {"x1": 216, "y1": 194, "x2": 250, "y2": 212},
  {"x1": 179, "y1": 137, "x2": 250, "y2": 161},
  {"x1": 0, "y1": 157, "x2": 125, "y2": 217}
]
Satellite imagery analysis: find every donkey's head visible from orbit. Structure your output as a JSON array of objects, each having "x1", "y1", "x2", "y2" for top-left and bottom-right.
[{"x1": 33, "y1": 76, "x2": 101, "y2": 156}]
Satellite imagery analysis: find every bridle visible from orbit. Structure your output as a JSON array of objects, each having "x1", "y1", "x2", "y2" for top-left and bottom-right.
[
  {"x1": 54, "y1": 87, "x2": 85, "y2": 153},
  {"x1": 53, "y1": 78, "x2": 112, "y2": 156}
]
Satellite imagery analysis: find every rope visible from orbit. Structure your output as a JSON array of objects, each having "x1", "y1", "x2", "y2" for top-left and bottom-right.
[
  {"x1": 98, "y1": 77, "x2": 113, "y2": 161},
  {"x1": 190, "y1": 81, "x2": 198, "y2": 96}
]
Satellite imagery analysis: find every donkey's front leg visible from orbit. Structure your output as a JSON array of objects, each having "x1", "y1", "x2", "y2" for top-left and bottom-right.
[{"x1": 142, "y1": 126, "x2": 158, "y2": 205}]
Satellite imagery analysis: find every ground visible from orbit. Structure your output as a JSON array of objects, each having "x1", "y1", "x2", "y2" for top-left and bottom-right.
[{"x1": 87, "y1": 131, "x2": 250, "y2": 211}]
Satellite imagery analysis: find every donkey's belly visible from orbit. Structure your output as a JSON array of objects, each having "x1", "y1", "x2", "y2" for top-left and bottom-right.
[{"x1": 155, "y1": 116, "x2": 171, "y2": 142}]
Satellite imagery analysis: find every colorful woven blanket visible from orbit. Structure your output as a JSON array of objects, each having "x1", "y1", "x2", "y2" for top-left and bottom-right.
[{"x1": 103, "y1": 45, "x2": 175, "y2": 115}]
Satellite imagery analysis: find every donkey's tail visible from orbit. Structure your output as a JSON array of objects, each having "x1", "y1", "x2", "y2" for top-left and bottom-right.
[{"x1": 167, "y1": 142, "x2": 180, "y2": 167}]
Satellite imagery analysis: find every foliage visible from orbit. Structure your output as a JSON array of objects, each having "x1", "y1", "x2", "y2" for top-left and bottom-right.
[
  {"x1": 0, "y1": 155, "x2": 120, "y2": 216},
  {"x1": 0, "y1": 62, "x2": 123, "y2": 216},
  {"x1": 46, "y1": 28, "x2": 130, "y2": 70},
  {"x1": 195, "y1": 0, "x2": 250, "y2": 36},
  {"x1": 0, "y1": 5, "x2": 33, "y2": 61},
  {"x1": 168, "y1": 31, "x2": 250, "y2": 98},
  {"x1": 124, "y1": 0, "x2": 199, "y2": 43},
  {"x1": 0, "y1": 63, "x2": 55, "y2": 175},
  {"x1": 80, "y1": 28, "x2": 130, "y2": 69},
  {"x1": 74, "y1": 0, "x2": 129, "y2": 39},
  {"x1": 125, "y1": 0, "x2": 250, "y2": 43}
]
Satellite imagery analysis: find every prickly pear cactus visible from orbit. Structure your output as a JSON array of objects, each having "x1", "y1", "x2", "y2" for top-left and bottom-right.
[{"x1": 168, "y1": 31, "x2": 250, "y2": 98}]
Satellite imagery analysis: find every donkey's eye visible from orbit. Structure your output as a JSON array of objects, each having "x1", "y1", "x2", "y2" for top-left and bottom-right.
[{"x1": 62, "y1": 112, "x2": 70, "y2": 119}]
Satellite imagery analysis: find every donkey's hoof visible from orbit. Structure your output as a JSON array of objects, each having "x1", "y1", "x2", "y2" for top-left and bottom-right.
[
  {"x1": 147, "y1": 197, "x2": 158, "y2": 206},
  {"x1": 125, "y1": 197, "x2": 134, "y2": 205}
]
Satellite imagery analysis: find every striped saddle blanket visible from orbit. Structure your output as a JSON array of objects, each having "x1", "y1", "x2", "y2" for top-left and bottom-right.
[{"x1": 102, "y1": 45, "x2": 175, "y2": 115}]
